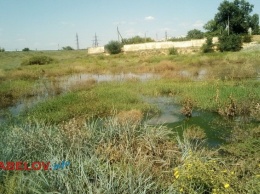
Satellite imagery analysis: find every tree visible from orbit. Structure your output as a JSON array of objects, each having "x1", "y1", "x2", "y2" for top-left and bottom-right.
[
  {"x1": 205, "y1": 0, "x2": 259, "y2": 35},
  {"x1": 22, "y1": 48, "x2": 30, "y2": 51},
  {"x1": 186, "y1": 29, "x2": 204, "y2": 39},
  {"x1": 0, "y1": 47, "x2": 5, "y2": 52},
  {"x1": 62, "y1": 46, "x2": 74, "y2": 50},
  {"x1": 204, "y1": 20, "x2": 221, "y2": 36},
  {"x1": 218, "y1": 32, "x2": 242, "y2": 52},
  {"x1": 250, "y1": 14, "x2": 260, "y2": 35},
  {"x1": 201, "y1": 37, "x2": 214, "y2": 53},
  {"x1": 105, "y1": 41, "x2": 122, "y2": 54}
]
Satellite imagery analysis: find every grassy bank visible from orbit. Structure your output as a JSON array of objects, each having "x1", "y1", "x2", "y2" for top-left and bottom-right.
[
  {"x1": 1, "y1": 49, "x2": 260, "y2": 109},
  {"x1": 0, "y1": 117, "x2": 259, "y2": 193},
  {"x1": 24, "y1": 79, "x2": 260, "y2": 123}
]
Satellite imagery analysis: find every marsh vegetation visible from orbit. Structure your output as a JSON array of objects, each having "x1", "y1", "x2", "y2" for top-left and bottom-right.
[{"x1": 0, "y1": 46, "x2": 260, "y2": 193}]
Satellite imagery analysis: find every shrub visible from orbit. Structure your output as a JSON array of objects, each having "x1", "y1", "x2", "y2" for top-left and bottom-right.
[
  {"x1": 218, "y1": 33, "x2": 242, "y2": 52},
  {"x1": 201, "y1": 36, "x2": 214, "y2": 53},
  {"x1": 186, "y1": 29, "x2": 205, "y2": 39},
  {"x1": 0, "y1": 47, "x2": 5, "y2": 52},
  {"x1": 62, "y1": 46, "x2": 74, "y2": 50},
  {"x1": 22, "y1": 48, "x2": 30, "y2": 51},
  {"x1": 105, "y1": 41, "x2": 122, "y2": 54},
  {"x1": 21, "y1": 56, "x2": 54, "y2": 66},
  {"x1": 243, "y1": 34, "x2": 252, "y2": 43},
  {"x1": 169, "y1": 47, "x2": 178, "y2": 55}
]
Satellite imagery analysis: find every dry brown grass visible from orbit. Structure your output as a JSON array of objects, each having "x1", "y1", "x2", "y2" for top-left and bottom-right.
[
  {"x1": 10, "y1": 69, "x2": 40, "y2": 80},
  {"x1": 153, "y1": 60, "x2": 178, "y2": 73},
  {"x1": 70, "y1": 78, "x2": 97, "y2": 91},
  {"x1": 252, "y1": 35, "x2": 260, "y2": 43},
  {"x1": 96, "y1": 117, "x2": 181, "y2": 183},
  {"x1": 113, "y1": 109, "x2": 143, "y2": 126},
  {"x1": 95, "y1": 112, "x2": 180, "y2": 181}
]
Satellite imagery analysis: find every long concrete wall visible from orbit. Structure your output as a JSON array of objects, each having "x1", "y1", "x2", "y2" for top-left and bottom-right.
[
  {"x1": 87, "y1": 37, "x2": 218, "y2": 54},
  {"x1": 88, "y1": 46, "x2": 105, "y2": 54},
  {"x1": 123, "y1": 37, "x2": 218, "y2": 52}
]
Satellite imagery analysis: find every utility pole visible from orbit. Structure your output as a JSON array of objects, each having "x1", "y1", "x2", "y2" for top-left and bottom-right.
[
  {"x1": 92, "y1": 33, "x2": 99, "y2": 47},
  {"x1": 117, "y1": 26, "x2": 123, "y2": 43},
  {"x1": 76, "y1": 33, "x2": 79, "y2": 50}
]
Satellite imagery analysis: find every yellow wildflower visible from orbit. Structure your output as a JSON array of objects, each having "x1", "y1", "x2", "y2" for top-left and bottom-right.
[
  {"x1": 174, "y1": 170, "x2": 179, "y2": 179},
  {"x1": 224, "y1": 183, "x2": 230, "y2": 189}
]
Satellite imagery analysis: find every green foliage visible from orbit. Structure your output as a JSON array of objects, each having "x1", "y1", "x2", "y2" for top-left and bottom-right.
[
  {"x1": 22, "y1": 48, "x2": 30, "y2": 51},
  {"x1": 201, "y1": 36, "x2": 214, "y2": 53},
  {"x1": 251, "y1": 14, "x2": 260, "y2": 35},
  {"x1": 168, "y1": 47, "x2": 178, "y2": 55},
  {"x1": 0, "y1": 118, "x2": 178, "y2": 193},
  {"x1": 0, "y1": 47, "x2": 5, "y2": 52},
  {"x1": 21, "y1": 55, "x2": 54, "y2": 66},
  {"x1": 218, "y1": 33, "x2": 242, "y2": 52},
  {"x1": 243, "y1": 34, "x2": 252, "y2": 43},
  {"x1": 204, "y1": 20, "x2": 221, "y2": 36},
  {"x1": 168, "y1": 37, "x2": 189, "y2": 42},
  {"x1": 205, "y1": 0, "x2": 259, "y2": 35},
  {"x1": 62, "y1": 46, "x2": 74, "y2": 50},
  {"x1": 186, "y1": 29, "x2": 205, "y2": 39},
  {"x1": 105, "y1": 41, "x2": 122, "y2": 54},
  {"x1": 122, "y1": 36, "x2": 154, "y2": 44}
]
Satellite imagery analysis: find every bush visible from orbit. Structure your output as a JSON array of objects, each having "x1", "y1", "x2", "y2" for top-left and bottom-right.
[
  {"x1": 22, "y1": 48, "x2": 30, "y2": 51},
  {"x1": 218, "y1": 33, "x2": 242, "y2": 52},
  {"x1": 0, "y1": 48, "x2": 5, "y2": 52},
  {"x1": 21, "y1": 56, "x2": 54, "y2": 66},
  {"x1": 243, "y1": 34, "x2": 252, "y2": 43},
  {"x1": 201, "y1": 36, "x2": 214, "y2": 53},
  {"x1": 186, "y1": 29, "x2": 205, "y2": 39},
  {"x1": 169, "y1": 47, "x2": 178, "y2": 55},
  {"x1": 122, "y1": 36, "x2": 154, "y2": 44},
  {"x1": 62, "y1": 46, "x2": 74, "y2": 50},
  {"x1": 105, "y1": 41, "x2": 122, "y2": 54}
]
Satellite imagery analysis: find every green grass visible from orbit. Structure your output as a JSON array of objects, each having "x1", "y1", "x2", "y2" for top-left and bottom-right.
[
  {"x1": 1, "y1": 49, "x2": 260, "y2": 110},
  {"x1": 1, "y1": 48, "x2": 260, "y2": 193},
  {"x1": 22, "y1": 78, "x2": 260, "y2": 124},
  {"x1": 0, "y1": 117, "x2": 259, "y2": 193},
  {"x1": 26, "y1": 81, "x2": 158, "y2": 123}
]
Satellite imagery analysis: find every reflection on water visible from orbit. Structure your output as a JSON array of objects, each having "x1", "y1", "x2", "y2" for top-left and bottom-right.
[
  {"x1": 0, "y1": 73, "x2": 158, "y2": 122},
  {"x1": 144, "y1": 96, "x2": 231, "y2": 147}
]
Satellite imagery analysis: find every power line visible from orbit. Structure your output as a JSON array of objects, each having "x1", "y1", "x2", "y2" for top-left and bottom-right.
[{"x1": 117, "y1": 26, "x2": 124, "y2": 43}]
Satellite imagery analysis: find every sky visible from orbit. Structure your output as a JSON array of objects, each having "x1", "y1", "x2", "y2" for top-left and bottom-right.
[{"x1": 0, "y1": 0, "x2": 260, "y2": 51}]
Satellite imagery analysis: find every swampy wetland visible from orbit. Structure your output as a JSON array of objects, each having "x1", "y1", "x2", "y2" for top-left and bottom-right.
[{"x1": 0, "y1": 49, "x2": 259, "y2": 193}]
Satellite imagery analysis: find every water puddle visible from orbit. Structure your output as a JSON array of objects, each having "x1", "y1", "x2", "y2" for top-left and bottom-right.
[
  {"x1": 0, "y1": 73, "x2": 158, "y2": 123},
  {"x1": 144, "y1": 96, "x2": 230, "y2": 147}
]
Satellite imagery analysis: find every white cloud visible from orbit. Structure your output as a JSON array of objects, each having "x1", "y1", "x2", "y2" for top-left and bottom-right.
[{"x1": 145, "y1": 16, "x2": 155, "y2": 21}]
